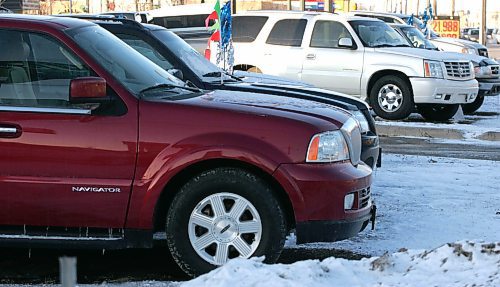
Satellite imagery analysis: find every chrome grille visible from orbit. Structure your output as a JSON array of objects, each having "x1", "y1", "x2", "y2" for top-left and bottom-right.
[
  {"x1": 341, "y1": 117, "x2": 362, "y2": 166},
  {"x1": 491, "y1": 65, "x2": 499, "y2": 75},
  {"x1": 478, "y1": 48, "x2": 489, "y2": 57},
  {"x1": 444, "y1": 61, "x2": 472, "y2": 79},
  {"x1": 359, "y1": 187, "x2": 371, "y2": 209}
]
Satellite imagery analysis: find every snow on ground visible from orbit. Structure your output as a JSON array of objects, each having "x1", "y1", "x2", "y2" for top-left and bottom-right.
[
  {"x1": 185, "y1": 242, "x2": 499, "y2": 287},
  {"x1": 3, "y1": 155, "x2": 499, "y2": 287},
  {"x1": 288, "y1": 154, "x2": 500, "y2": 256},
  {"x1": 376, "y1": 95, "x2": 500, "y2": 141}
]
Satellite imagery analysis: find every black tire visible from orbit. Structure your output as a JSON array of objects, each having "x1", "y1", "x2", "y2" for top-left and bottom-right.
[
  {"x1": 461, "y1": 95, "x2": 485, "y2": 114},
  {"x1": 369, "y1": 75, "x2": 414, "y2": 120},
  {"x1": 417, "y1": 104, "x2": 460, "y2": 121},
  {"x1": 166, "y1": 167, "x2": 287, "y2": 277}
]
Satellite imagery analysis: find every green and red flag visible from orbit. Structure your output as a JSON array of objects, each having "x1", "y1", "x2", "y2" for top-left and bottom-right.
[{"x1": 205, "y1": 0, "x2": 221, "y2": 42}]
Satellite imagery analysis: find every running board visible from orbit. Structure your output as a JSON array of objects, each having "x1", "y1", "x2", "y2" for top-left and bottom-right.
[{"x1": 0, "y1": 228, "x2": 153, "y2": 249}]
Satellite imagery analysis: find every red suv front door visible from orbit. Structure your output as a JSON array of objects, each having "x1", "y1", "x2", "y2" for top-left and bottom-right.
[{"x1": 0, "y1": 29, "x2": 138, "y2": 229}]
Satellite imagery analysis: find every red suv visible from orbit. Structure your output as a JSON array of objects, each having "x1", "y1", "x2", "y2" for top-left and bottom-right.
[{"x1": 0, "y1": 15, "x2": 374, "y2": 276}]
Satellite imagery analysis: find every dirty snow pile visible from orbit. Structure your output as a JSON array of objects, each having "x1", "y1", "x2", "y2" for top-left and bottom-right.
[{"x1": 184, "y1": 242, "x2": 500, "y2": 287}]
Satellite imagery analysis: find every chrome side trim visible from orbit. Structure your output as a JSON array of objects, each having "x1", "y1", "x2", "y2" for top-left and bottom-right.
[
  {"x1": 0, "y1": 106, "x2": 91, "y2": 115},
  {"x1": 0, "y1": 234, "x2": 121, "y2": 241},
  {"x1": 0, "y1": 127, "x2": 17, "y2": 133}
]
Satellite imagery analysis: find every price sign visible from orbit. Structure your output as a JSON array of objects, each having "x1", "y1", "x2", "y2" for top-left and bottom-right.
[{"x1": 431, "y1": 19, "x2": 460, "y2": 38}]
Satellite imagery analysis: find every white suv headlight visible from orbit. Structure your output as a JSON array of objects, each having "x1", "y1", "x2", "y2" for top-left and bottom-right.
[
  {"x1": 461, "y1": 47, "x2": 477, "y2": 55},
  {"x1": 306, "y1": 131, "x2": 349, "y2": 163},
  {"x1": 424, "y1": 60, "x2": 444, "y2": 78},
  {"x1": 474, "y1": 65, "x2": 492, "y2": 77},
  {"x1": 351, "y1": 110, "x2": 370, "y2": 133}
]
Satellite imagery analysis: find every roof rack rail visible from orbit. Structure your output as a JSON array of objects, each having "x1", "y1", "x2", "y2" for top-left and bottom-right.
[{"x1": 57, "y1": 14, "x2": 144, "y2": 29}]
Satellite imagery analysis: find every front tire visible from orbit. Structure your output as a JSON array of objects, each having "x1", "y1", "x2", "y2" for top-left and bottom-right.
[
  {"x1": 461, "y1": 95, "x2": 484, "y2": 114},
  {"x1": 417, "y1": 104, "x2": 460, "y2": 121},
  {"x1": 369, "y1": 75, "x2": 414, "y2": 120},
  {"x1": 166, "y1": 167, "x2": 287, "y2": 277}
]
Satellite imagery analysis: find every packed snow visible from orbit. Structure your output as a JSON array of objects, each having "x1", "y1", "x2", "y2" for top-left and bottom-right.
[{"x1": 3, "y1": 154, "x2": 498, "y2": 287}]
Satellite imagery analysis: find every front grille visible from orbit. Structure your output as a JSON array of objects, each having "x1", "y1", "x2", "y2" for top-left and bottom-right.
[
  {"x1": 359, "y1": 187, "x2": 371, "y2": 209},
  {"x1": 491, "y1": 65, "x2": 499, "y2": 75},
  {"x1": 444, "y1": 61, "x2": 472, "y2": 79},
  {"x1": 478, "y1": 48, "x2": 489, "y2": 57}
]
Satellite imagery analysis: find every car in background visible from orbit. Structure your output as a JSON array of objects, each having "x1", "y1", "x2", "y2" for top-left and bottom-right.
[
  {"x1": 493, "y1": 29, "x2": 500, "y2": 44},
  {"x1": 100, "y1": 11, "x2": 151, "y2": 23},
  {"x1": 147, "y1": 3, "x2": 213, "y2": 53},
  {"x1": 390, "y1": 23, "x2": 438, "y2": 50},
  {"x1": 350, "y1": 11, "x2": 490, "y2": 58},
  {"x1": 228, "y1": 11, "x2": 478, "y2": 121},
  {"x1": 392, "y1": 23, "x2": 500, "y2": 114},
  {"x1": 63, "y1": 16, "x2": 381, "y2": 169},
  {"x1": 467, "y1": 28, "x2": 480, "y2": 42},
  {"x1": 461, "y1": 27, "x2": 473, "y2": 40}
]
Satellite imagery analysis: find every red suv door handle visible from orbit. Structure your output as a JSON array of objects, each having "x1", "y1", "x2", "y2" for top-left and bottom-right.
[{"x1": 0, "y1": 125, "x2": 22, "y2": 138}]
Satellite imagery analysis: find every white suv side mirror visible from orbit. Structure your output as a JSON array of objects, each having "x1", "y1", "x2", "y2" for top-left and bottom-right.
[{"x1": 338, "y1": 38, "x2": 354, "y2": 48}]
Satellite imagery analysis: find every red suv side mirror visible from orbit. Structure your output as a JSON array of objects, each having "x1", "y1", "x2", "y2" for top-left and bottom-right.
[{"x1": 70, "y1": 77, "x2": 107, "y2": 102}]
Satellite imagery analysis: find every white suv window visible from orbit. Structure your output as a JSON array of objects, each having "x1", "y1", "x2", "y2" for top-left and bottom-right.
[
  {"x1": 310, "y1": 21, "x2": 353, "y2": 49},
  {"x1": 233, "y1": 16, "x2": 268, "y2": 43},
  {"x1": 266, "y1": 19, "x2": 307, "y2": 47}
]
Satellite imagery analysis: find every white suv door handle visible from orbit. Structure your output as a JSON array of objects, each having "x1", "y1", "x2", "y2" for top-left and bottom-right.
[{"x1": 306, "y1": 54, "x2": 316, "y2": 60}]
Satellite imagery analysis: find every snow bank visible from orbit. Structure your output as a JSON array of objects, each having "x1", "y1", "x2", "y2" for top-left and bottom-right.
[{"x1": 184, "y1": 242, "x2": 500, "y2": 287}]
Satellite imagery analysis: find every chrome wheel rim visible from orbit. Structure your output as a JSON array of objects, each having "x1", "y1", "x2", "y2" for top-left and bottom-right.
[
  {"x1": 188, "y1": 192, "x2": 262, "y2": 266},
  {"x1": 378, "y1": 84, "x2": 403, "y2": 113}
]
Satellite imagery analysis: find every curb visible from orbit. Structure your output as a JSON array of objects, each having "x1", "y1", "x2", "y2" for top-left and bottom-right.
[
  {"x1": 375, "y1": 124, "x2": 500, "y2": 142},
  {"x1": 476, "y1": 131, "x2": 500, "y2": 141},
  {"x1": 375, "y1": 124, "x2": 464, "y2": 139}
]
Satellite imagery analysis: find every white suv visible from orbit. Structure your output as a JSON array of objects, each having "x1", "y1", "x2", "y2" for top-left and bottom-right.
[{"x1": 226, "y1": 11, "x2": 479, "y2": 121}]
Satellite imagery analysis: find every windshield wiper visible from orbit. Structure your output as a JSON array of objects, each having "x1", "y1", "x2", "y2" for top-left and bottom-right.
[
  {"x1": 203, "y1": 71, "x2": 241, "y2": 82},
  {"x1": 202, "y1": 71, "x2": 222, "y2": 77},
  {"x1": 139, "y1": 83, "x2": 201, "y2": 95}
]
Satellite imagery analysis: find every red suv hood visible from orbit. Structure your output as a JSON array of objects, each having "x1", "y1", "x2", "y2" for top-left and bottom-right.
[{"x1": 147, "y1": 89, "x2": 353, "y2": 130}]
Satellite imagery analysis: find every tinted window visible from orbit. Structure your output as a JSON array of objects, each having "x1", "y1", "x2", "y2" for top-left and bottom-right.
[
  {"x1": 114, "y1": 33, "x2": 174, "y2": 71},
  {"x1": 400, "y1": 26, "x2": 437, "y2": 50},
  {"x1": 152, "y1": 30, "x2": 234, "y2": 81},
  {"x1": 233, "y1": 16, "x2": 268, "y2": 43},
  {"x1": 356, "y1": 14, "x2": 400, "y2": 24},
  {"x1": 349, "y1": 20, "x2": 410, "y2": 47},
  {"x1": 311, "y1": 21, "x2": 353, "y2": 48},
  {"x1": 68, "y1": 25, "x2": 185, "y2": 95},
  {"x1": 152, "y1": 15, "x2": 210, "y2": 29},
  {"x1": 0, "y1": 29, "x2": 95, "y2": 109},
  {"x1": 266, "y1": 19, "x2": 307, "y2": 47}
]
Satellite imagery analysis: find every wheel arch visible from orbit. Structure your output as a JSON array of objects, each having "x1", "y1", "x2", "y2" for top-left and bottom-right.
[
  {"x1": 366, "y1": 70, "x2": 413, "y2": 105},
  {"x1": 153, "y1": 158, "x2": 296, "y2": 234}
]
